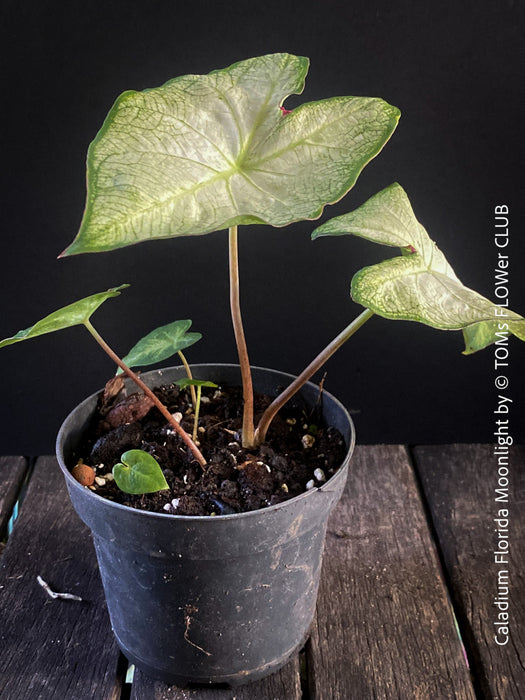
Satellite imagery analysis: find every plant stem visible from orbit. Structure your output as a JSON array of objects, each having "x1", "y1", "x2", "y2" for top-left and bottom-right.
[
  {"x1": 84, "y1": 320, "x2": 207, "y2": 468},
  {"x1": 193, "y1": 385, "x2": 202, "y2": 443},
  {"x1": 253, "y1": 308, "x2": 375, "y2": 446},
  {"x1": 229, "y1": 225, "x2": 255, "y2": 447},
  {"x1": 177, "y1": 350, "x2": 197, "y2": 407}
]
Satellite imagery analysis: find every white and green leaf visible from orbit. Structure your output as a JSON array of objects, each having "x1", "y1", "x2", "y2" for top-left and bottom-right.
[
  {"x1": 120, "y1": 320, "x2": 201, "y2": 372},
  {"x1": 62, "y1": 53, "x2": 400, "y2": 255},
  {"x1": 312, "y1": 183, "x2": 525, "y2": 353},
  {"x1": 0, "y1": 285, "x2": 129, "y2": 348}
]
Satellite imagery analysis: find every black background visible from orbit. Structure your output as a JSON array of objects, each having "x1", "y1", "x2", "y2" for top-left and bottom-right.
[{"x1": 1, "y1": 0, "x2": 524, "y2": 454}]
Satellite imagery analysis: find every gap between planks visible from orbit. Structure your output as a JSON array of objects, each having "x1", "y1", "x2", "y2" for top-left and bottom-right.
[
  {"x1": 308, "y1": 444, "x2": 476, "y2": 700},
  {"x1": 414, "y1": 444, "x2": 525, "y2": 700},
  {"x1": 0, "y1": 456, "x2": 31, "y2": 543},
  {"x1": 0, "y1": 456, "x2": 125, "y2": 700}
]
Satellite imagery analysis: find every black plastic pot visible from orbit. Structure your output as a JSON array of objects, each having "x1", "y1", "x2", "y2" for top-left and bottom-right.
[{"x1": 56, "y1": 364, "x2": 355, "y2": 686}]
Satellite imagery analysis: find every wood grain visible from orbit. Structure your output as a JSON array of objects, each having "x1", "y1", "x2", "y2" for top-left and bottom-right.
[
  {"x1": 131, "y1": 656, "x2": 301, "y2": 699},
  {"x1": 3, "y1": 447, "x2": 518, "y2": 699},
  {"x1": 415, "y1": 444, "x2": 525, "y2": 700},
  {"x1": 0, "y1": 456, "x2": 124, "y2": 700},
  {"x1": 308, "y1": 445, "x2": 476, "y2": 700},
  {"x1": 0, "y1": 456, "x2": 29, "y2": 540}
]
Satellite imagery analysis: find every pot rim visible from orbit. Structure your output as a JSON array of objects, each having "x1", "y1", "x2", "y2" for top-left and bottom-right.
[{"x1": 56, "y1": 363, "x2": 355, "y2": 522}]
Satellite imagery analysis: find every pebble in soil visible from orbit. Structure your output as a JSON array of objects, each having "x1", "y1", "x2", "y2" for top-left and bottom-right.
[{"x1": 72, "y1": 380, "x2": 347, "y2": 516}]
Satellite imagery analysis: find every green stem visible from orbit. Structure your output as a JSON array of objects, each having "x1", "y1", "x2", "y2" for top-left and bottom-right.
[
  {"x1": 253, "y1": 308, "x2": 375, "y2": 446},
  {"x1": 84, "y1": 320, "x2": 207, "y2": 468},
  {"x1": 193, "y1": 385, "x2": 202, "y2": 443},
  {"x1": 229, "y1": 225, "x2": 255, "y2": 448},
  {"x1": 177, "y1": 350, "x2": 197, "y2": 408}
]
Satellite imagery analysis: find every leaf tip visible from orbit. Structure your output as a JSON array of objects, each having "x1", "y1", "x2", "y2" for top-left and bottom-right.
[
  {"x1": 58, "y1": 238, "x2": 82, "y2": 258},
  {"x1": 113, "y1": 283, "x2": 131, "y2": 293},
  {"x1": 310, "y1": 221, "x2": 331, "y2": 240}
]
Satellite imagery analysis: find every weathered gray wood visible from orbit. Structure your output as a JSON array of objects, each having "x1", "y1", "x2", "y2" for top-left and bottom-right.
[
  {"x1": 131, "y1": 656, "x2": 301, "y2": 699},
  {"x1": 0, "y1": 456, "x2": 124, "y2": 700},
  {"x1": 308, "y1": 445, "x2": 476, "y2": 700},
  {"x1": 0, "y1": 456, "x2": 29, "y2": 539},
  {"x1": 3, "y1": 447, "x2": 508, "y2": 699},
  {"x1": 414, "y1": 444, "x2": 525, "y2": 700}
]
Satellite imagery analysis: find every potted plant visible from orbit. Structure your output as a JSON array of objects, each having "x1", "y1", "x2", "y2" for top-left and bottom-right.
[{"x1": 1, "y1": 53, "x2": 524, "y2": 686}]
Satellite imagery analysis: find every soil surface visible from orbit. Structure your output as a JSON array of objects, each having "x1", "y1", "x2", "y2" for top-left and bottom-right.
[{"x1": 72, "y1": 378, "x2": 347, "y2": 516}]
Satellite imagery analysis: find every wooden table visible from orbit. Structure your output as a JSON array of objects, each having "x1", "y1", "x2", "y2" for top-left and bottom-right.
[{"x1": 1, "y1": 445, "x2": 523, "y2": 699}]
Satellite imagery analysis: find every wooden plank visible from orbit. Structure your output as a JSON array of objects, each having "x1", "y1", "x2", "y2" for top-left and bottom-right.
[
  {"x1": 131, "y1": 656, "x2": 301, "y2": 699},
  {"x1": 0, "y1": 456, "x2": 29, "y2": 539},
  {"x1": 0, "y1": 456, "x2": 124, "y2": 700},
  {"x1": 308, "y1": 445, "x2": 476, "y2": 700},
  {"x1": 414, "y1": 444, "x2": 525, "y2": 700}
]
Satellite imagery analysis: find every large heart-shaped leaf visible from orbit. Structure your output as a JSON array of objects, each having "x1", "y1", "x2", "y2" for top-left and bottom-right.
[
  {"x1": 312, "y1": 184, "x2": 525, "y2": 353},
  {"x1": 113, "y1": 449, "x2": 169, "y2": 495},
  {"x1": 120, "y1": 320, "x2": 201, "y2": 372},
  {"x1": 62, "y1": 53, "x2": 400, "y2": 255},
  {"x1": 0, "y1": 285, "x2": 128, "y2": 348}
]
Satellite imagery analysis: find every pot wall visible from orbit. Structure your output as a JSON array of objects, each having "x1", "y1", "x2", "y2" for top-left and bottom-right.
[{"x1": 56, "y1": 364, "x2": 354, "y2": 686}]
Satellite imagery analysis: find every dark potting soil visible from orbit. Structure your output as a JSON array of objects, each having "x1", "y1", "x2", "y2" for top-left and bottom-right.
[{"x1": 73, "y1": 378, "x2": 347, "y2": 516}]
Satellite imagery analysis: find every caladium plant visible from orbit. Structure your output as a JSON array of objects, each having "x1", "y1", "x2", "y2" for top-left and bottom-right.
[
  {"x1": 59, "y1": 52, "x2": 400, "y2": 449},
  {"x1": 1, "y1": 53, "x2": 524, "y2": 494}
]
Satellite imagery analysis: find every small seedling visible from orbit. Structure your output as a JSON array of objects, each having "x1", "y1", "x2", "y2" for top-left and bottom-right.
[
  {"x1": 175, "y1": 379, "x2": 218, "y2": 442},
  {"x1": 113, "y1": 450, "x2": 169, "y2": 495}
]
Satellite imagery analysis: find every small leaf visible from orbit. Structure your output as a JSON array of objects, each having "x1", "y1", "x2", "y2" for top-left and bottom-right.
[
  {"x1": 175, "y1": 378, "x2": 218, "y2": 389},
  {"x1": 62, "y1": 53, "x2": 399, "y2": 255},
  {"x1": 119, "y1": 320, "x2": 202, "y2": 372},
  {"x1": 0, "y1": 285, "x2": 129, "y2": 349},
  {"x1": 313, "y1": 184, "x2": 525, "y2": 352},
  {"x1": 112, "y1": 449, "x2": 169, "y2": 495}
]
